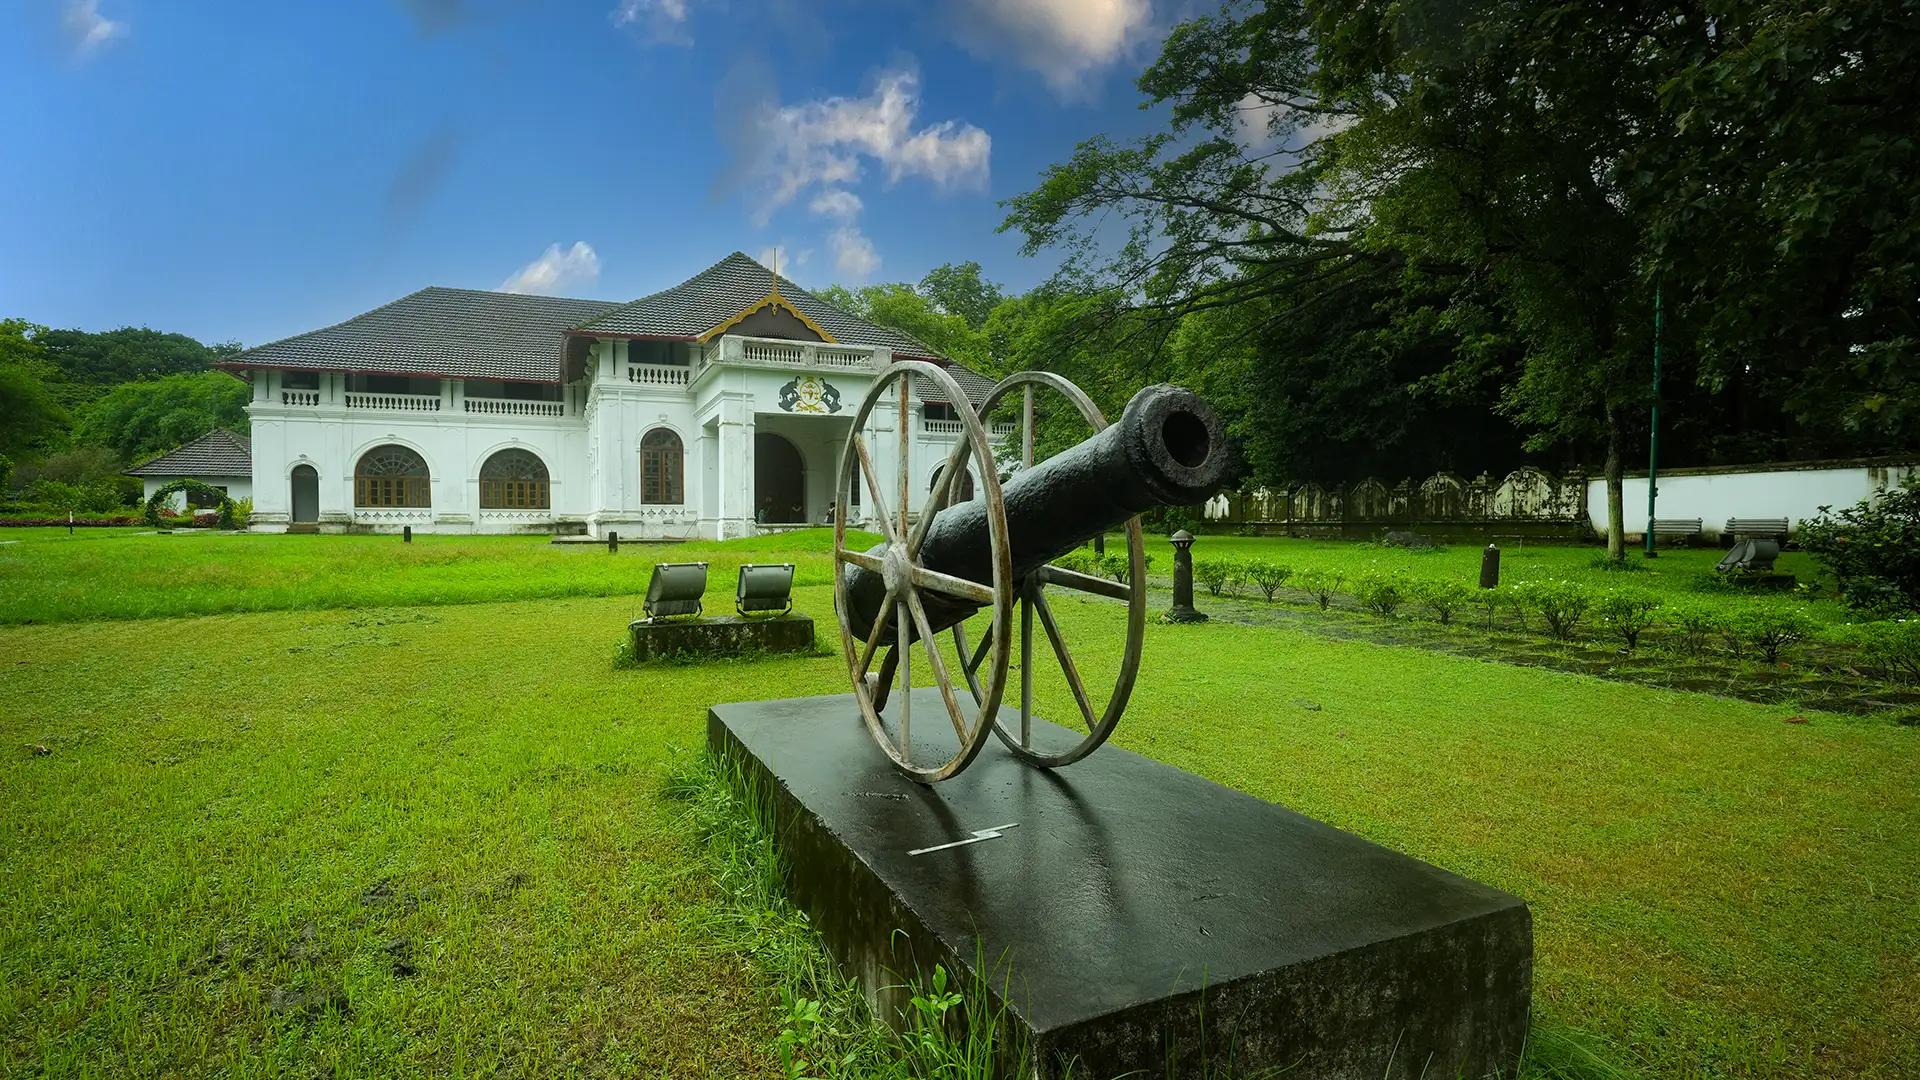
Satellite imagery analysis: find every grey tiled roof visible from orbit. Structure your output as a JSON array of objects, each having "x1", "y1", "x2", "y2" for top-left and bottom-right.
[
  {"x1": 126, "y1": 429, "x2": 252, "y2": 478},
  {"x1": 573, "y1": 252, "x2": 946, "y2": 360},
  {"x1": 219, "y1": 288, "x2": 622, "y2": 382},
  {"x1": 913, "y1": 365, "x2": 997, "y2": 408}
]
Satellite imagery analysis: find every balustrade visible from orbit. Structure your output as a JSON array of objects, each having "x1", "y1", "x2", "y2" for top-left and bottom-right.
[
  {"x1": 344, "y1": 392, "x2": 441, "y2": 412},
  {"x1": 627, "y1": 364, "x2": 690, "y2": 387},
  {"x1": 464, "y1": 397, "x2": 565, "y2": 417},
  {"x1": 281, "y1": 389, "x2": 320, "y2": 406}
]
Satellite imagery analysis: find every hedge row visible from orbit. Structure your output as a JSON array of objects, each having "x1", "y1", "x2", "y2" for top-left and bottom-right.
[
  {"x1": 1189, "y1": 557, "x2": 1920, "y2": 676},
  {"x1": 0, "y1": 515, "x2": 143, "y2": 527}
]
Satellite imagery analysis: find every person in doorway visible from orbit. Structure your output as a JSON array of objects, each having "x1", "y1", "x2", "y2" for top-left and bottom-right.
[{"x1": 756, "y1": 496, "x2": 771, "y2": 524}]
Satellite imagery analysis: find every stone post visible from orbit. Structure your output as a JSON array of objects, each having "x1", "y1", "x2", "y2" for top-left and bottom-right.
[
  {"x1": 1479, "y1": 544, "x2": 1500, "y2": 588},
  {"x1": 1166, "y1": 529, "x2": 1207, "y2": 623}
]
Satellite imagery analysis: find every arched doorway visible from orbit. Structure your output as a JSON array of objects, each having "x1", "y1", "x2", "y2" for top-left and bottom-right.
[
  {"x1": 290, "y1": 464, "x2": 319, "y2": 523},
  {"x1": 754, "y1": 432, "x2": 805, "y2": 524},
  {"x1": 354, "y1": 445, "x2": 430, "y2": 508}
]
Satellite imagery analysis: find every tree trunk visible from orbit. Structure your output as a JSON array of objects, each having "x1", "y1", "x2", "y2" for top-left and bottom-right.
[{"x1": 1603, "y1": 407, "x2": 1626, "y2": 562}]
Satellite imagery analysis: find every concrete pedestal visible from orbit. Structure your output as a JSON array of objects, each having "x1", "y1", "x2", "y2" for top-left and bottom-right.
[
  {"x1": 708, "y1": 691, "x2": 1533, "y2": 1079},
  {"x1": 628, "y1": 614, "x2": 813, "y2": 662}
]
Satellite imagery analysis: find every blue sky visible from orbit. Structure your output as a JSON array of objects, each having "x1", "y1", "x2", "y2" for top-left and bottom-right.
[{"x1": 0, "y1": 0, "x2": 1180, "y2": 346}]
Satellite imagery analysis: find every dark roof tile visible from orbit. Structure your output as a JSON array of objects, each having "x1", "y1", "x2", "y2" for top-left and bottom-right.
[
  {"x1": 219, "y1": 288, "x2": 620, "y2": 382},
  {"x1": 126, "y1": 429, "x2": 252, "y2": 478}
]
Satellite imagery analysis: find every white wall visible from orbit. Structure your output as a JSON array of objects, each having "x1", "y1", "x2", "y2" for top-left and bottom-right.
[{"x1": 1588, "y1": 461, "x2": 1918, "y2": 538}]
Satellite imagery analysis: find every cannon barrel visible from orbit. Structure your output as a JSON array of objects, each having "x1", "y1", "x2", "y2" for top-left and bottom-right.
[{"x1": 846, "y1": 383, "x2": 1229, "y2": 641}]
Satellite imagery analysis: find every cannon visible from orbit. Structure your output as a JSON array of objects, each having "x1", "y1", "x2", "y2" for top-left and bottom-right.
[{"x1": 832, "y1": 362, "x2": 1229, "y2": 782}]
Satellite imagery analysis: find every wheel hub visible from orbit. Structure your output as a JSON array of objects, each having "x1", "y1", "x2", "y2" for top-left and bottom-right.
[{"x1": 881, "y1": 541, "x2": 913, "y2": 595}]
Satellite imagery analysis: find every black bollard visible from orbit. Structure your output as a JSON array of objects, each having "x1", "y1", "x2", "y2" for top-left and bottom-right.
[
  {"x1": 1479, "y1": 543, "x2": 1500, "y2": 588},
  {"x1": 1166, "y1": 529, "x2": 1207, "y2": 623},
  {"x1": 1094, "y1": 532, "x2": 1106, "y2": 557},
  {"x1": 403, "y1": 525, "x2": 412, "y2": 544},
  {"x1": 608, "y1": 531, "x2": 619, "y2": 553}
]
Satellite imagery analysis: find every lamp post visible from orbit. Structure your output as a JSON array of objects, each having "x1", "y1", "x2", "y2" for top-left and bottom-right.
[{"x1": 1166, "y1": 529, "x2": 1206, "y2": 623}]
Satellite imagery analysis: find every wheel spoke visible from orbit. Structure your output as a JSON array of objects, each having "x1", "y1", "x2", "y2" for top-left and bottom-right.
[
  {"x1": 905, "y1": 588, "x2": 971, "y2": 743},
  {"x1": 951, "y1": 621, "x2": 991, "y2": 704},
  {"x1": 897, "y1": 597, "x2": 911, "y2": 763},
  {"x1": 856, "y1": 586, "x2": 898, "y2": 677},
  {"x1": 910, "y1": 565, "x2": 996, "y2": 606},
  {"x1": 852, "y1": 435, "x2": 899, "y2": 544},
  {"x1": 896, "y1": 379, "x2": 910, "y2": 542},
  {"x1": 1031, "y1": 587, "x2": 1097, "y2": 731},
  {"x1": 837, "y1": 547, "x2": 884, "y2": 574},
  {"x1": 1020, "y1": 581, "x2": 1034, "y2": 748},
  {"x1": 908, "y1": 436, "x2": 973, "y2": 557},
  {"x1": 1037, "y1": 562, "x2": 1131, "y2": 600}
]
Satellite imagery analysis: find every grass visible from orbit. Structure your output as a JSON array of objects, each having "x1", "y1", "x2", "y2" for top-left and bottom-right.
[
  {"x1": 0, "y1": 527, "x2": 881, "y2": 626},
  {"x1": 1, "y1": 535, "x2": 1915, "y2": 1077}
]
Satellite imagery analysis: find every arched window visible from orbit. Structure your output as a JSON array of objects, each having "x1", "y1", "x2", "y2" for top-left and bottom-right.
[
  {"x1": 930, "y1": 463, "x2": 975, "y2": 503},
  {"x1": 479, "y1": 448, "x2": 550, "y2": 509},
  {"x1": 355, "y1": 445, "x2": 430, "y2": 508},
  {"x1": 640, "y1": 428, "x2": 683, "y2": 504}
]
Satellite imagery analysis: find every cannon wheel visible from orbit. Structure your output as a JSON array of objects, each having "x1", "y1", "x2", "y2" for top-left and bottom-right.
[
  {"x1": 832, "y1": 360, "x2": 1014, "y2": 784},
  {"x1": 949, "y1": 371, "x2": 1147, "y2": 769}
]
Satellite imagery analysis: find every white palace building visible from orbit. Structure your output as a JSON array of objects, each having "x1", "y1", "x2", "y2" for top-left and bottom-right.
[{"x1": 215, "y1": 252, "x2": 1001, "y2": 538}]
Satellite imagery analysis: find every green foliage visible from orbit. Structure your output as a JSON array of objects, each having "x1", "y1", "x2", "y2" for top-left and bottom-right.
[
  {"x1": 1828, "y1": 620, "x2": 1920, "y2": 684},
  {"x1": 1474, "y1": 585, "x2": 1510, "y2": 627},
  {"x1": 1721, "y1": 605, "x2": 1816, "y2": 665},
  {"x1": 1798, "y1": 480, "x2": 1920, "y2": 615},
  {"x1": 228, "y1": 497, "x2": 253, "y2": 529},
  {"x1": 25, "y1": 479, "x2": 124, "y2": 515},
  {"x1": 1594, "y1": 590, "x2": 1663, "y2": 651},
  {"x1": 78, "y1": 373, "x2": 249, "y2": 463},
  {"x1": 916, "y1": 262, "x2": 1005, "y2": 330},
  {"x1": 1245, "y1": 559, "x2": 1291, "y2": 601},
  {"x1": 1351, "y1": 570, "x2": 1409, "y2": 617},
  {"x1": 1518, "y1": 580, "x2": 1593, "y2": 641},
  {"x1": 1193, "y1": 557, "x2": 1232, "y2": 597},
  {"x1": 815, "y1": 281, "x2": 988, "y2": 371},
  {"x1": 0, "y1": 320, "x2": 70, "y2": 458},
  {"x1": 1097, "y1": 550, "x2": 1153, "y2": 584},
  {"x1": 142, "y1": 479, "x2": 236, "y2": 529},
  {"x1": 1667, "y1": 600, "x2": 1723, "y2": 652},
  {"x1": 0, "y1": 452, "x2": 11, "y2": 496},
  {"x1": 36, "y1": 326, "x2": 239, "y2": 408},
  {"x1": 1412, "y1": 579, "x2": 1473, "y2": 625},
  {"x1": 1292, "y1": 569, "x2": 1343, "y2": 611}
]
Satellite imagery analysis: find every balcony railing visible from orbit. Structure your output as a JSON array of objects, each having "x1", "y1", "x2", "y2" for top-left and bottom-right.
[
  {"x1": 345, "y1": 392, "x2": 441, "y2": 412},
  {"x1": 694, "y1": 335, "x2": 882, "y2": 381},
  {"x1": 465, "y1": 397, "x2": 564, "y2": 417},
  {"x1": 281, "y1": 389, "x2": 320, "y2": 406},
  {"x1": 628, "y1": 363, "x2": 690, "y2": 388},
  {"x1": 924, "y1": 417, "x2": 1018, "y2": 438}
]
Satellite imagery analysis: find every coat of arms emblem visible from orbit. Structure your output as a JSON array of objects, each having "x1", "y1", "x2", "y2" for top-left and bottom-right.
[{"x1": 778, "y1": 375, "x2": 842, "y2": 414}]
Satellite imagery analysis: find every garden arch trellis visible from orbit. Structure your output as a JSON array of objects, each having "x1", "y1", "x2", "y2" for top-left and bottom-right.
[{"x1": 142, "y1": 479, "x2": 237, "y2": 529}]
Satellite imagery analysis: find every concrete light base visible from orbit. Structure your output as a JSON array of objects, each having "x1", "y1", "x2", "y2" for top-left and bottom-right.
[
  {"x1": 629, "y1": 614, "x2": 813, "y2": 662},
  {"x1": 709, "y1": 690, "x2": 1532, "y2": 1079}
]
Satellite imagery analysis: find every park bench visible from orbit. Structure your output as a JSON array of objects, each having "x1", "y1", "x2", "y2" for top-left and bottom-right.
[
  {"x1": 1725, "y1": 517, "x2": 1790, "y2": 543},
  {"x1": 1649, "y1": 518, "x2": 1703, "y2": 546}
]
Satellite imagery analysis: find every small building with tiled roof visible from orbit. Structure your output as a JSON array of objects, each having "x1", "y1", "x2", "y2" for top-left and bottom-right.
[
  {"x1": 125, "y1": 429, "x2": 254, "y2": 511},
  {"x1": 217, "y1": 252, "x2": 1007, "y2": 537}
]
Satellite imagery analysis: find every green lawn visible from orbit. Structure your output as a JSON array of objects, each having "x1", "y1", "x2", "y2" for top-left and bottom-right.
[
  {"x1": 0, "y1": 527, "x2": 879, "y2": 626},
  {"x1": 2, "y1": 533, "x2": 1915, "y2": 1078}
]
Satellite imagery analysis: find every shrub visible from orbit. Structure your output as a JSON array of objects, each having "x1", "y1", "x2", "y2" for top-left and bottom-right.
[
  {"x1": 1294, "y1": 569, "x2": 1343, "y2": 611},
  {"x1": 1194, "y1": 558, "x2": 1232, "y2": 597},
  {"x1": 1351, "y1": 570, "x2": 1409, "y2": 617},
  {"x1": 0, "y1": 452, "x2": 12, "y2": 497},
  {"x1": 1668, "y1": 601, "x2": 1722, "y2": 651},
  {"x1": 1799, "y1": 478, "x2": 1920, "y2": 614},
  {"x1": 1723, "y1": 605, "x2": 1816, "y2": 664},
  {"x1": 1594, "y1": 589, "x2": 1662, "y2": 650},
  {"x1": 1098, "y1": 551, "x2": 1153, "y2": 585},
  {"x1": 1412, "y1": 579, "x2": 1473, "y2": 625},
  {"x1": 1052, "y1": 550, "x2": 1094, "y2": 576},
  {"x1": 1473, "y1": 585, "x2": 1505, "y2": 626},
  {"x1": 1245, "y1": 560, "x2": 1291, "y2": 601},
  {"x1": 1829, "y1": 620, "x2": 1920, "y2": 683},
  {"x1": 227, "y1": 497, "x2": 253, "y2": 529},
  {"x1": 1519, "y1": 580, "x2": 1592, "y2": 641}
]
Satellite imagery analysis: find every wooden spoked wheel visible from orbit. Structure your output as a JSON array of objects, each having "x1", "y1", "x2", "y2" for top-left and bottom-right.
[
  {"x1": 951, "y1": 371, "x2": 1148, "y2": 769},
  {"x1": 832, "y1": 360, "x2": 1014, "y2": 784}
]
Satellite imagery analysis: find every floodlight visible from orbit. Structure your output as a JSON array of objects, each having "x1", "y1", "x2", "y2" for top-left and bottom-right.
[
  {"x1": 737, "y1": 563, "x2": 795, "y2": 616},
  {"x1": 1715, "y1": 540, "x2": 1780, "y2": 576},
  {"x1": 644, "y1": 562, "x2": 708, "y2": 621}
]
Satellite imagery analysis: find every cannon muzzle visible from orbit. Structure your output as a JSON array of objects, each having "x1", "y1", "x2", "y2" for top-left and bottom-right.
[{"x1": 845, "y1": 383, "x2": 1228, "y2": 641}]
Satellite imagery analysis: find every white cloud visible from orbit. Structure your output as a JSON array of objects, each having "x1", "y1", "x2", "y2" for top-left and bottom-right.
[
  {"x1": 750, "y1": 69, "x2": 990, "y2": 223},
  {"x1": 1231, "y1": 92, "x2": 1351, "y2": 154},
  {"x1": 950, "y1": 0, "x2": 1150, "y2": 98},
  {"x1": 808, "y1": 189, "x2": 863, "y2": 222},
  {"x1": 64, "y1": 0, "x2": 126, "y2": 57},
  {"x1": 612, "y1": 0, "x2": 693, "y2": 44},
  {"x1": 829, "y1": 226, "x2": 880, "y2": 282},
  {"x1": 498, "y1": 242, "x2": 600, "y2": 295},
  {"x1": 1232, "y1": 93, "x2": 1281, "y2": 151}
]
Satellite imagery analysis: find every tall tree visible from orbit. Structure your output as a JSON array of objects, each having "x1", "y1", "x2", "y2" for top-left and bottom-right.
[
  {"x1": 0, "y1": 320, "x2": 70, "y2": 459},
  {"x1": 77, "y1": 371, "x2": 250, "y2": 463},
  {"x1": 1004, "y1": 0, "x2": 1679, "y2": 558},
  {"x1": 918, "y1": 262, "x2": 1007, "y2": 330},
  {"x1": 38, "y1": 327, "x2": 240, "y2": 408}
]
